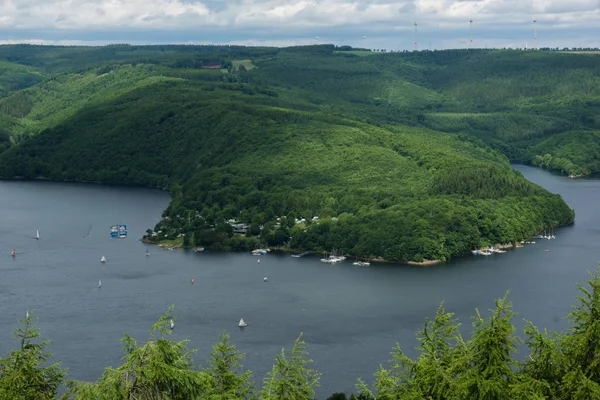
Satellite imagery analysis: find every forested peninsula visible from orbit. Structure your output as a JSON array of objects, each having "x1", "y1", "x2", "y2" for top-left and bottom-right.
[{"x1": 0, "y1": 44, "x2": 596, "y2": 262}]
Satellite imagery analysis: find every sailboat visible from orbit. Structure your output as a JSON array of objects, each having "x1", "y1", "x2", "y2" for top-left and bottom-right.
[
  {"x1": 170, "y1": 320, "x2": 175, "y2": 329},
  {"x1": 238, "y1": 318, "x2": 247, "y2": 328},
  {"x1": 146, "y1": 250, "x2": 150, "y2": 256},
  {"x1": 100, "y1": 255, "x2": 106, "y2": 263},
  {"x1": 36, "y1": 230, "x2": 39, "y2": 240},
  {"x1": 97, "y1": 280, "x2": 102, "y2": 288}
]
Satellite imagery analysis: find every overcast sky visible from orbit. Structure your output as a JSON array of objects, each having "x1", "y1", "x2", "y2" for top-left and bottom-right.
[{"x1": 0, "y1": 0, "x2": 598, "y2": 50}]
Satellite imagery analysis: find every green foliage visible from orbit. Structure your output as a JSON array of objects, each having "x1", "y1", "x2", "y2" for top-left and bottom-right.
[
  {"x1": 455, "y1": 293, "x2": 518, "y2": 399},
  {"x1": 6, "y1": 266, "x2": 600, "y2": 398},
  {"x1": 0, "y1": 310, "x2": 66, "y2": 399},
  {"x1": 362, "y1": 304, "x2": 463, "y2": 399},
  {"x1": 66, "y1": 305, "x2": 208, "y2": 399},
  {"x1": 260, "y1": 333, "x2": 321, "y2": 400},
  {"x1": 203, "y1": 332, "x2": 254, "y2": 399},
  {"x1": 0, "y1": 45, "x2": 589, "y2": 262}
]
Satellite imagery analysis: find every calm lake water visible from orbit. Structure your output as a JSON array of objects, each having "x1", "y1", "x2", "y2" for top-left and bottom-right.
[{"x1": 1, "y1": 165, "x2": 600, "y2": 398}]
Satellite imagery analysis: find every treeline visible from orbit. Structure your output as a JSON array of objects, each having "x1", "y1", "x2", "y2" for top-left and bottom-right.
[{"x1": 4, "y1": 268, "x2": 600, "y2": 399}]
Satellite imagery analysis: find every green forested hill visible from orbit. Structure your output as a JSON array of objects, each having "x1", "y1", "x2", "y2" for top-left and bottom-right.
[{"x1": 1, "y1": 44, "x2": 594, "y2": 262}]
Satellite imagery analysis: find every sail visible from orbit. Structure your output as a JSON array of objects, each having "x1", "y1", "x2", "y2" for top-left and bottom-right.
[
  {"x1": 36, "y1": 230, "x2": 40, "y2": 239},
  {"x1": 98, "y1": 280, "x2": 102, "y2": 287},
  {"x1": 101, "y1": 255, "x2": 106, "y2": 262},
  {"x1": 239, "y1": 318, "x2": 246, "y2": 327}
]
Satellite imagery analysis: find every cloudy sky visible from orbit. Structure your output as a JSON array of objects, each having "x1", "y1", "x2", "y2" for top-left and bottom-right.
[{"x1": 0, "y1": 0, "x2": 598, "y2": 50}]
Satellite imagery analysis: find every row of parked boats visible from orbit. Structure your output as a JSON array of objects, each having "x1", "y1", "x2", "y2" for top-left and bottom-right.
[
  {"x1": 319, "y1": 253, "x2": 370, "y2": 266},
  {"x1": 472, "y1": 247, "x2": 507, "y2": 256}
]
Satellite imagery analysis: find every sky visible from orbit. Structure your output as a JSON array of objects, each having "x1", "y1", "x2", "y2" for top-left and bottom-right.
[{"x1": 0, "y1": 0, "x2": 598, "y2": 50}]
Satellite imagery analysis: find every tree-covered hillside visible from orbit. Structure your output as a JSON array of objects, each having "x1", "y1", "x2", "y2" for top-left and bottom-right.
[{"x1": 0, "y1": 44, "x2": 592, "y2": 262}]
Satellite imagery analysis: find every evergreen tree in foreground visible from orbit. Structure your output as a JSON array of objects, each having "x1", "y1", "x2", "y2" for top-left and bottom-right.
[
  {"x1": 66, "y1": 305, "x2": 208, "y2": 399},
  {"x1": 203, "y1": 331, "x2": 254, "y2": 399},
  {"x1": 0, "y1": 310, "x2": 65, "y2": 399},
  {"x1": 5, "y1": 266, "x2": 600, "y2": 399},
  {"x1": 261, "y1": 333, "x2": 321, "y2": 400}
]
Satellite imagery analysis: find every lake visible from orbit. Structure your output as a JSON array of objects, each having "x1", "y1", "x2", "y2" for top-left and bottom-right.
[{"x1": 1, "y1": 165, "x2": 600, "y2": 398}]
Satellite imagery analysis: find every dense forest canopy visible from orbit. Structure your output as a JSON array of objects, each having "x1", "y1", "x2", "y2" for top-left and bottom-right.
[{"x1": 0, "y1": 44, "x2": 596, "y2": 261}]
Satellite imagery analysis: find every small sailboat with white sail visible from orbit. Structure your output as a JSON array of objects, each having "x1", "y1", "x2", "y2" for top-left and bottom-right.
[
  {"x1": 97, "y1": 280, "x2": 102, "y2": 288},
  {"x1": 169, "y1": 319, "x2": 175, "y2": 330},
  {"x1": 146, "y1": 250, "x2": 150, "y2": 257},
  {"x1": 238, "y1": 318, "x2": 247, "y2": 328},
  {"x1": 36, "y1": 230, "x2": 39, "y2": 240},
  {"x1": 100, "y1": 255, "x2": 106, "y2": 263}
]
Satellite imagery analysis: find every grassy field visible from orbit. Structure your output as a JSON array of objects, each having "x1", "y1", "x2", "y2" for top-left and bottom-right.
[{"x1": 231, "y1": 59, "x2": 256, "y2": 71}]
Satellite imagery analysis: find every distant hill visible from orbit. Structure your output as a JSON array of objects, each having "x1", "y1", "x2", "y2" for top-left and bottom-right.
[{"x1": 0, "y1": 44, "x2": 589, "y2": 262}]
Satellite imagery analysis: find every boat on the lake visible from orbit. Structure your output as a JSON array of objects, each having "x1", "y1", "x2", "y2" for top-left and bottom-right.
[
  {"x1": 353, "y1": 261, "x2": 370, "y2": 266},
  {"x1": 251, "y1": 248, "x2": 269, "y2": 256},
  {"x1": 111, "y1": 224, "x2": 128, "y2": 239},
  {"x1": 291, "y1": 251, "x2": 310, "y2": 258},
  {"x1": 239, "y1": 318, "x2": 247, "y2": 328},
  {"x1": 100, "y1": 255, "x2": 106, "y2": 263},
  {"x1": 321, "y1": 254, "x2": 343, "y2": 263}
]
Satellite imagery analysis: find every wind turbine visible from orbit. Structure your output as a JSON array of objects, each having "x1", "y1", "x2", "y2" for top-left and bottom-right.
[
  {"x1": 533, "y1": 18, "x2": 537, "y2": 50},
  {"x1": 469, "y1": 19, "x2": 474, "y2": 48},
  {"x1": 414, "y1": 22, "x2": 418, "y2": 51}
]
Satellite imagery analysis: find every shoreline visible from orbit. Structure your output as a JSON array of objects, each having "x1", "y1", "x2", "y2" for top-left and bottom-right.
[
  {"x1": 141, "y1": 238, "x2": 541, "y2": 266},
  {"x1": 0, "y1": 175, "x2": 170, "y2": 192},
  {"x1": 141, "y1": 237, "x2": 446, "y2": 266}
]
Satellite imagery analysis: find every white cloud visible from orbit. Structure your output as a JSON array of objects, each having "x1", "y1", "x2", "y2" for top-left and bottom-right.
[{"x1": 0, "y1": 0, "x2": 597, "y2": 49}]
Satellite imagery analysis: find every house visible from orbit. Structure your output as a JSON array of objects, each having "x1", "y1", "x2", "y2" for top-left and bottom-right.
[{"x1": 231, "y1": 223, "x2": 249, "y2": 234}]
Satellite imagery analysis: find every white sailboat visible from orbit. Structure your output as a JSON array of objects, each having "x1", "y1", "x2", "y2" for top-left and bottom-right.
[
  {"x1": 36, "y1": 230, "x2": 39, "y2": 240},
  {"x1": 146, "y1": 250, "x2": 150, "y2": 256},
  {"x1": 238, "y1": 318, "x2": 247, "y2": 328},
  {"x1": 170, "y1": 319, "x2": 175, "y2": 329},
  {"x1": 100, "y1": 255, "x2": 106, "y2": 263},
  {"x1": 97, "y1": 280, "x2": 102, "y2": 288}
]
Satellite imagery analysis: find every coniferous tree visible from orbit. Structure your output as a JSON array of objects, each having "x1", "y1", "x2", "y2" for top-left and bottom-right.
[
  {"x1": 556, "y1": 267, "x2": 600, "y2": 398},
  {"x1": 204, "y1": 331, "x2": 254, "y2": 399},
  {"x1": 510, "y1": 321, "x2": 563, "y2": 399},
  {"x1": 260, "y1": 333, "x2": 320, "y2": 400},
  {"x1": 454, "y1": 293, "x2": 518, "y2": 400},
  {"x1": 0, "y1": 310, "x2": 66, "y2": 400},
  {"x1": 66, "y1": 305, "x2": 208, "y2": 399},
  {"x1": 356, "y1": 303, "x2": 465, "y2": 399}
]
